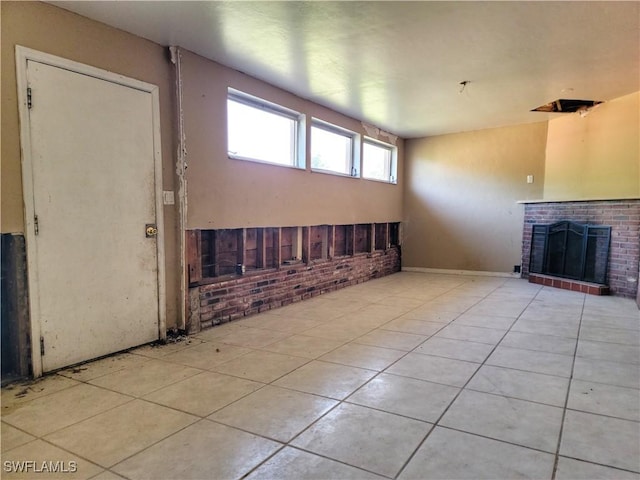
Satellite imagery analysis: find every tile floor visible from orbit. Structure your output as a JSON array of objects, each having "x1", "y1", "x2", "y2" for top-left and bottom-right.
[{"x1": 2, "y1": 272, "x2": 639, "y2": 479}]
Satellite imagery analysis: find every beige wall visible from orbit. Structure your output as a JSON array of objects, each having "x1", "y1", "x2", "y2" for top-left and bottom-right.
[
  {"x1": 544, "y1": 91, "x2": 640, "y2": 200},
  {"x1": 1, "y1": 2, "x2": 404, "y2": 329},
  {"x1": 404, "y1": 123, "x2": 547, "y2": 272},
  {"x1": 1, "y1": 1, "x2": 180, "y2": 326},
  {"x1": 181, "y1": 50, "x2": 404, "y2": 229},
  {"x1": 6, "y1": 3, "x2": 634, "y2": 325}
]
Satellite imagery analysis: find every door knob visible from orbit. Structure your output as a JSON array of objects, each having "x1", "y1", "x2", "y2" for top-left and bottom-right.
[{"x1": 145, "y1": 224, "x2": 158, "y2": 237}]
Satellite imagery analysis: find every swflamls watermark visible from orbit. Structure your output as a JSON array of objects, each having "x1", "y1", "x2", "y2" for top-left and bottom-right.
[{"x1": 3, "y1": 460, "x2": 78, "y2": 474}]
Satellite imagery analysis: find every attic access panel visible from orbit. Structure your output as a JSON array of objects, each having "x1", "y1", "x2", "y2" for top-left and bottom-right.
[{"x1": 531, "y1": 99, "x2": 603, "y2": 113}]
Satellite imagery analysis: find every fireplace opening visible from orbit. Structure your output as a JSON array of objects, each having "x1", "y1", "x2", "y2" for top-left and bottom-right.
[{"x1": 529, "y1": 221, "x2": 611, "y2": 285}]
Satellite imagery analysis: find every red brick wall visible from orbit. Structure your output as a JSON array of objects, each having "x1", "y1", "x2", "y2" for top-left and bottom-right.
[
  {"x1": 522, "y1": 200, "x2": 640, "y2": 298},
  {"x1": 189, "y1": 248, "x2": 401, "y2": 331}
]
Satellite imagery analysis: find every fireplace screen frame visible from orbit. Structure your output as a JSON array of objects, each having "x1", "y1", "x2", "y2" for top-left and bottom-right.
[{"x1": 529, "y1": 221, "x2": 611, "y2": 285}]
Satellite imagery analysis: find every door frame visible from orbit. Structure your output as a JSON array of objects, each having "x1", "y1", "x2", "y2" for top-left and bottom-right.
[{"x1": 15, "y1": 46, "x2": 167, "y2": 377}]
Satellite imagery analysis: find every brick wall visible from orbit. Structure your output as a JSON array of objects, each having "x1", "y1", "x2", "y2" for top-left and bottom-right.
[
  {"x1": 188, "y1": 248, "x2": 401, "y2": 332},
  {"x1": 522, "y1": 200, "x2": 640, "y2": 297}
]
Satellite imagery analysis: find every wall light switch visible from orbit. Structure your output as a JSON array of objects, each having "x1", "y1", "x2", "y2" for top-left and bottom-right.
[
  {"x1": 163, "y1": 190, "x2": 175, "y2": 205},
  {"x1": 526, "y1": 175, "x2": 534, "y2": 184}
]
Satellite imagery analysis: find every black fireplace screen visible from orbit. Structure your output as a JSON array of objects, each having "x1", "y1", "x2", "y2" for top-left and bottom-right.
[{"x1": 529, "y1": 221, "x2": 611, "y2": 285}]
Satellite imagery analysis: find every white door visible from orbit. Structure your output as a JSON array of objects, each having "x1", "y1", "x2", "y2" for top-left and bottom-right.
[{"x1": 21, "y1": 56, "x2": 164, "y2": 373}]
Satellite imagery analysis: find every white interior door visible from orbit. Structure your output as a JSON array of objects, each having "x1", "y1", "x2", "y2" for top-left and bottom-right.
[{"x1": 21, "y1": 55, "x2": 164, "y2": 373}]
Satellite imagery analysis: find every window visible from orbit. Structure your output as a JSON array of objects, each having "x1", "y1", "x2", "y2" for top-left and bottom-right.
[
  {"x1": 227, "y1": 89, "x2": 304, "y2": 168},
  {"x1": 311, "y1": 119, "x2": 359, "y2": 176},
  {"x1": 363, "y1": 138, "x2": 397, "y2": 183}
]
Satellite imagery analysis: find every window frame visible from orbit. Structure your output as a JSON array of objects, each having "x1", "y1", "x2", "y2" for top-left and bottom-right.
[
  {"x1": 310, "y1": 118, "x2": 361, "y2": 178},
  {"x1": 227, "y1": 88, "x2": 306, "y2": 169},
  {"x1": 362, "y1": 137, "x2": 397, "y2": 184}
]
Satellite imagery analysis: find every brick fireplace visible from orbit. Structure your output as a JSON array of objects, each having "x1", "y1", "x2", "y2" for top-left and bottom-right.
[{"x1": 521, "y1": 199, "x2": 640, "y2": 298}]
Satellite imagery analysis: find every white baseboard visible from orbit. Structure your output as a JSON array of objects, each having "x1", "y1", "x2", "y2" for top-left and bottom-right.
[{"x1": 402, "y1": 267, "x2": 521, "y2": 279}]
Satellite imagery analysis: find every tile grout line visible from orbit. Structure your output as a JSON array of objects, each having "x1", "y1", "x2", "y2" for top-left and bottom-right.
[
  {"x1": 103, "y1": 417, "x2": 207, "y2": 476},
  {"x1": 32, "y1": 436, "x2": 116, "y2": 477},
  {"x1": 552, "y1": 454, "x2": 640, "y2": 476},
  {"x1": 394, "y1": 280, "x2": 561, "y2": 479},
  {"x1": 9, "y1": 275, "x2": 627, "y2": 479},
  {"x1": 5, "y1": 353, "x2": 271, "y2": 468},
  {"x1": 233, "y1": 396, "x2": 350, "y2": 479},
  {"x1": 3, "y1": 384, "x2": 140, "y2": 440},
  {"x1": 392, "y1": 277, "x2": 530, "y2": 478},
  {"x1": 207, "y1": 299, "x2": 403, "y2": 480},
  {"x1": 146, "y1": 308, "x2": 402, "y2": 452},
  {"x1": 240, "y1": 443, "x2": 395, "y2": 480},
  {"x1": 551, "y1": 292, "x2": 586, "y2": 480},
  {"x1": 242, "y1": 274, "x2": 505, "y2": 479}
]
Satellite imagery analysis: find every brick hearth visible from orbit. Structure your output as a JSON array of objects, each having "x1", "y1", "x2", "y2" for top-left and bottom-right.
[{"x1": 528, "y1": 273, "x2": 610, "y2": 296}]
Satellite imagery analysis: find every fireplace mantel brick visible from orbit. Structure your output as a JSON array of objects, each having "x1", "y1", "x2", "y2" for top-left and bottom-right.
[{"x1": 521, "y1": 200, "x2": 640, "y2": 298}]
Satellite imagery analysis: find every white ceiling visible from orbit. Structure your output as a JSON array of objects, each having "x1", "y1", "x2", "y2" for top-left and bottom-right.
[{"x1": 50, "y1": 1, "x2": 640, "y2": 138}]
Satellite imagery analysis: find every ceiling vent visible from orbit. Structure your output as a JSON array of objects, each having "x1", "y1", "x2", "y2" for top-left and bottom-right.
[{"x1": 532, "y1": 99, "x2": 603, "y2": 113}]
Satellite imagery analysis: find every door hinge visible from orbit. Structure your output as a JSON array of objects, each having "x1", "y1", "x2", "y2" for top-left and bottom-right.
[
  {"x1": 27, "y1": 87, "x2": 32, "y2": 109},
  {"x1": 34, "y1": 214, "x2": 39, "y2": 235},
  {"x1": 40, "y1": 337, "x2": 45, "y2": 356}
]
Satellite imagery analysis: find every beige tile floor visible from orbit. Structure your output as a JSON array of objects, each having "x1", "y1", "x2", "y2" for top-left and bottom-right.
[{"x1": 2, "y1": 272, "x2": 639, "y2": 479}]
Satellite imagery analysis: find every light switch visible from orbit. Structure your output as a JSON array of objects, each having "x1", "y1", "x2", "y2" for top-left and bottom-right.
[
  {"x1": 163, "y1": 191, "x2": 175, "y2": 205},
  {"x1": 527, "y1": 175, "x2": 534, "y2": 184}
]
